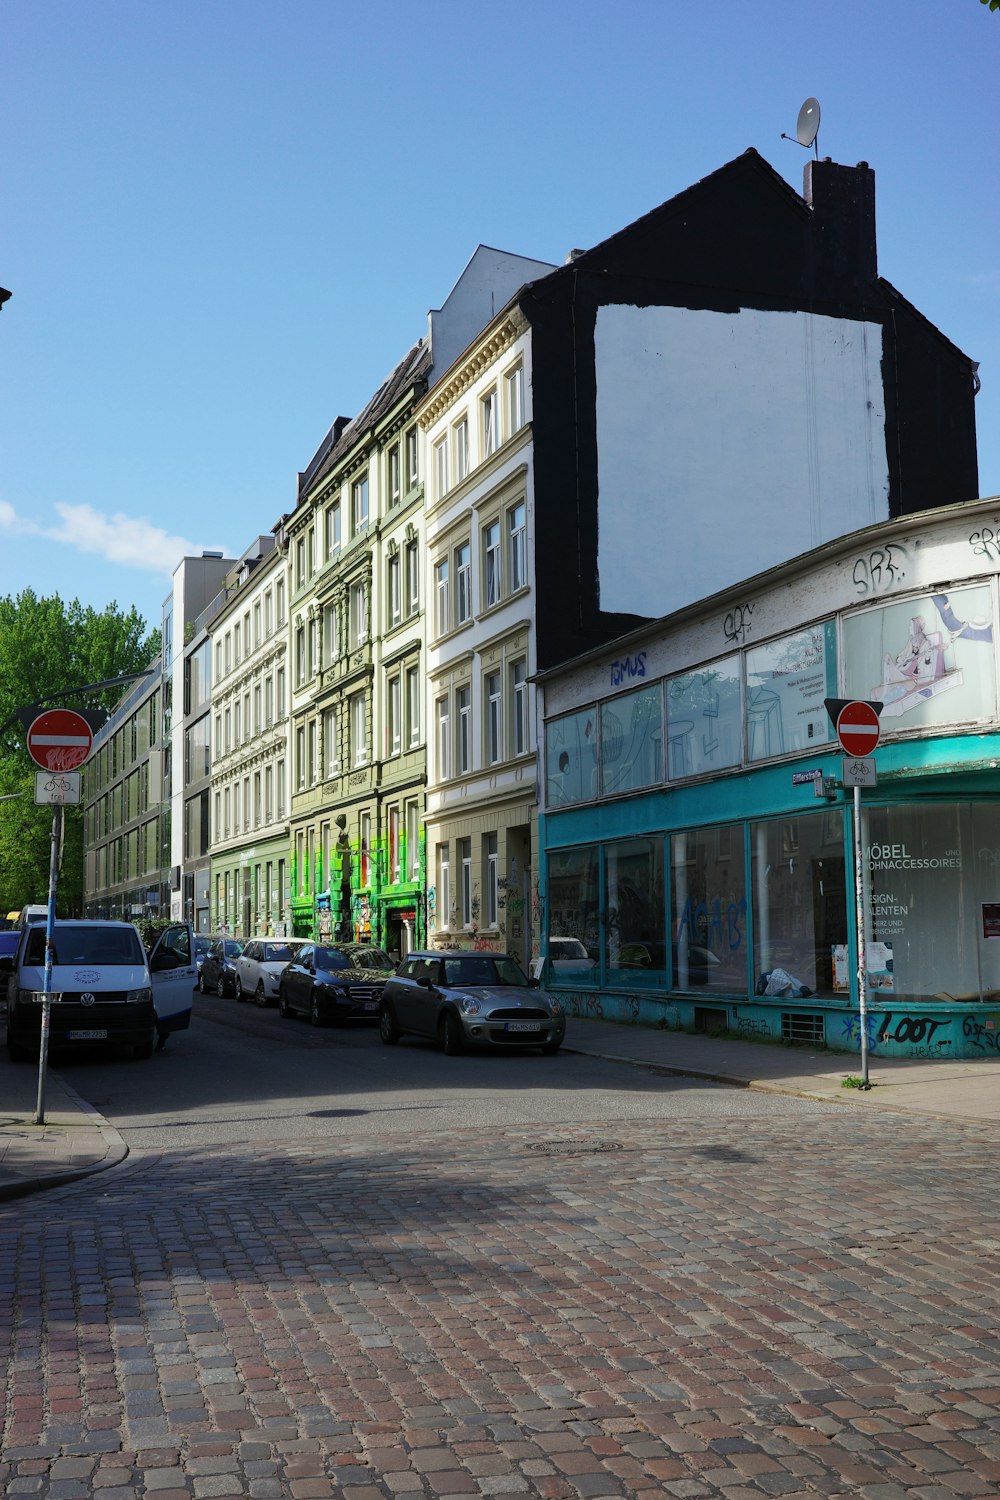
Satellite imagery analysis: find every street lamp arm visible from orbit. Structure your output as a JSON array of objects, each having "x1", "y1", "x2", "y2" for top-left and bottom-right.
[{"x1": 0, "y1": 669, "x2": 156, "y2": 739}]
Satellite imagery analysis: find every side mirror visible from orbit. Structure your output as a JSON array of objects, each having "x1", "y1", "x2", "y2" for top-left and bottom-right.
[{"x1": 417, "y1": 976, "x2": 433, "y2": 989}]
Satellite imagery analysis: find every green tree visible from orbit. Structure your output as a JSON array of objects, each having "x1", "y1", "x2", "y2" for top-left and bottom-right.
[
  {"x1": 982, "y1": 1, "x2": 1000, "y2": 11},
  {"x1": 0, "y1": 592, "x2": 159, "y2": 916}
]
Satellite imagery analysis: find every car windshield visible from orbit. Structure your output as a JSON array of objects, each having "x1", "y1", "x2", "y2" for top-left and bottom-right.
[
  {"x1": 314, "y1": 947, "x2": 351, "y2": 970},
  {"x1": 224, "y1": 941, "x2": 244, "y2": 956},
  {"x1": 262, "y1": 943, "x2": 298, "y2": 962},
  {"x1": 25, "y1": 925, "x2": 145, "y2": 966},
  {"x1": 441, "y1": 955, "x2": 530, "y2": 987}
]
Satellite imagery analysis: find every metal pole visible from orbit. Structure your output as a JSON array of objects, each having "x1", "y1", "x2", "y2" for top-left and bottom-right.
[
  {"x1": 34, "y1": 802, "x2": 63, "y2": 1125},
  {"x1": 853, "y1": 782, "x2": 870, "y2": 1089}
]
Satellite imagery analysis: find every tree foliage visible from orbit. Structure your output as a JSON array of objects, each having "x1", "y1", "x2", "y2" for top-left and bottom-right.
[
  {"x1": 982, "y1": 0, "x2": 1000, "y2": 12},
  {"x1": 0, "y1": 592, "x2": 159, "y2": 917}
]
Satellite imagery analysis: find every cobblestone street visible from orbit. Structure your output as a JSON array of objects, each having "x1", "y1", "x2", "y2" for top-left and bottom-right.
[{"x1": 3, "y1": 1106, "x2": 1000, "y2": 1498}]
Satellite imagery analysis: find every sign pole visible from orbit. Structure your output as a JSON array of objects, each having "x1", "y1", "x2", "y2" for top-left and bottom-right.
[
  {"x1": 852, "y1": 782, "x2": 870, "y2": 1089},
  {"x1": 34, "y1": 802, "x2": 63, "y2": 1125}
]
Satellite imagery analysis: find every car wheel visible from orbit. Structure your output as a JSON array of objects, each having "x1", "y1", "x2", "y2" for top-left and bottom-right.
[
  {"x1": 235, "y1": 974, "x2": 245, "y2": 1002},
  {"x1": 255, "y1": 980, "x2": 268, "y2": 1008},
  {"x1": 541, "y1": 1038, "x2": 562, "y2": 1056},
  {"x1": 279, "y1": 987, "x2": 292, "y2": 1018},
  {"x1": 379, "y1": 1001, "x2": 400, "y2": 1046},
  {"x1": 216, "y1": 975, "x2": 227, "y2": 998},
  {"x1": 440, "y1": 1011, "x2": 464, "y2": 1056},
  {"x1": 309, "y1": 995, "x2": 324, "y2": 1027},
  {"x1": 197, "y1": 970, "x2": 205, "y2": 993}
]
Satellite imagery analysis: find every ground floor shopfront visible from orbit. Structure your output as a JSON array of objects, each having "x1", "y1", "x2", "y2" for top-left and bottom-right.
[
  {"x1": 541, "y1": 737, "x2": 1000, "y2": 1060},
  {"x1": 423, "y1": 796, "x2": 536, "y2": 973},
  {"x1": 211, "y1": 834, "x2": 290, "y2": 938}
]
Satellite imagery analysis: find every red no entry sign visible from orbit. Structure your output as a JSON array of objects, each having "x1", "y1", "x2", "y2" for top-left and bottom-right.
[
  {"x1": 835, "y1": 700, "x2": 881, "y2": 757},
  {"x1": 26, "y1": 708, "x2": 94, "y2": 771}
]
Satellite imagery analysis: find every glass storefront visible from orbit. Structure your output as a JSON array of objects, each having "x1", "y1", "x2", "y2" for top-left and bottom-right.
[
  {"x1": 670, "y1": 824, "x2": 747, "y2": 993},
  {"x1": 605, "y1": 837, "x2": 666, "y2": 986},
  {"x1": 751, "y1": 811, "x2": 847, "y2": 1000}
]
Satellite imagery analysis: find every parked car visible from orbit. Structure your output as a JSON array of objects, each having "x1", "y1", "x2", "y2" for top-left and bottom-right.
[
  {"x1": 3, "y1": 919, "x2": 195, "y2": 1061},
  {"x1": 378, "y1": 950, "x2": 565, "y2": 1055},
  {"x1": 198, "y1": 937, "x2": 245, "y2": 996},
  {"x1": 233, "y1": 937, "x2": 306, "y2": 1006},
  {"x1": 339, "y1": 943, "x2": 395, "y2": 975},
  {"x1": 278, "y1": 943, "x2": 391, "y2": 1026},
  {"x1": 193, "y1": 934, "x2": 212, "y2": 980}
]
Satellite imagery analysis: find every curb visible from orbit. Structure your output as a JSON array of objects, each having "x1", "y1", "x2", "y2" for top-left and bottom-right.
[{"x1": 0, "y1": 1077, "x2": 129, "y2": 1203}]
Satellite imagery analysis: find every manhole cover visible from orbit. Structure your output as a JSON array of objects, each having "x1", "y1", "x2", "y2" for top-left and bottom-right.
[{"x1": 525, "y1": 1139, "x2": 625, "y2": 1156}]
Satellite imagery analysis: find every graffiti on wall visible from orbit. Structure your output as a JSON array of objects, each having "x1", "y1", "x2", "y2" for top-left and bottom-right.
[{"x1": 963, "y1": 1013, "x2": 1000, "y2": 1052}]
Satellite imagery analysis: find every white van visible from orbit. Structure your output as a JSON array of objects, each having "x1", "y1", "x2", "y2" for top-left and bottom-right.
[{"x1": 3, "y1": 919, "x2": 196, "y2": 1061}]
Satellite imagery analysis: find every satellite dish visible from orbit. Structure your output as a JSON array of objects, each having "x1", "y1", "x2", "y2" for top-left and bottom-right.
[{"x1": 796, "y1": 97, "x2": 821, "y2": 150}]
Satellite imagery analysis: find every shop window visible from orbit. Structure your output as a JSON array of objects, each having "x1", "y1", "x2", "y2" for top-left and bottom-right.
[
  {"x1": 600, "y1": 683, "x2": 663, "y2": 795},
  {"x1": 667, "y1": 656, "x2": 742, "y2": 779},
  {"x1": 545, "y1": 707, "x2": 598, "y2": 807},
  {"x1": 751, "y1": 811, "x2": 846, "y2": 1001},
  {"x1": 546, "y1": 846, "x2": 600, "y2": 986},
  {"x1": 843, "y1": 585, "x2": 996, "y2": 732},
  {"x1": 670, "y1": 824, "x2": 748, "y2": 993},
  {"x1": 605, "y1": 837, "x2": 667, "y2": 988},
  {"x1": 745, "y1": 622, "x2": 836, "y2": 762}
]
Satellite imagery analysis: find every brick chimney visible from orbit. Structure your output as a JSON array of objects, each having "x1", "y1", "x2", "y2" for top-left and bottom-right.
[{"x1": 804, "y1": 158, "x2": 877, "y2": 286}]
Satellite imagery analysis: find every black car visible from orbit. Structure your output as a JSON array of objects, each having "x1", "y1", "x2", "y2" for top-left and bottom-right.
[
  {"x1": 198, "y1": 937, "x2": 245, "y2": 996},
  {"x1": 278, "y1": 943, "x2": 390, "y2": 1026}
]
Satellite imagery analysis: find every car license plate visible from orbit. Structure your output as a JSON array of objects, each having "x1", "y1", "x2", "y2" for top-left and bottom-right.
[
  {"x1": 364, "y1": 1000, "x2": 379, "y2": 1010},
  {"x1": 504, "y1": 1021, "x2": 541, "y2": 1033},
  {"x1": 67, "y1": 1029, "x2": 107, "y2": 1041}
]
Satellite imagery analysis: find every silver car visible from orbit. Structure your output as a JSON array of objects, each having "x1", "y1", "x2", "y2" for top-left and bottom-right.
[{"x1": 378, "y1": 950, "x2": 565, "y2": 1055}]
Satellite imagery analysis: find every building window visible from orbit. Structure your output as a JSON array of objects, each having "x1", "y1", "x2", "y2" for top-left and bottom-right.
[
  {"x1": 295, "y1": 538, "x2": 306, "y2": 590},
  {"x1": 485, "y1": 833, "x2": 498, "y2": 927},
  {"x1": 308, "y1": 720, "x2": 318, "y2": 786},
  {"x1": 389, "y1": 805, "x2": 401, "y2": 882},
  {"x1": 276, "y1": 577, "x2": 285, "y2": 625},
  {"x1": 484, "y1": 520, "x2": 501, "y2": 608},
  {"x1": 307, "y1": 528, "x2": 316, "y2": 578},
  {"x1": 482, "y1": 388, "x2": 498, "y2": 458},
  {"x1": 457, "y1": 685, "x2": 471, "y2": 774},
  {"x1": 387, "y1": 444, "x2": 401, "y2": 508},
  {"x1": 388, "y1": 673, "x2": 402, "y2": 756},
  {"x1": 434, "y1": 437, "x2": 449, "y2": 499},
  {"x1": 325, "y1": 499, "x2": 341, "y2": 559},
  {"x1": 276, "y1": 759, "x2": 285, "y2": 818},
  {"x1": 453, "y1": 417, "x2": 469, "y2": 484},
  {"x1": 295, "y1": 624, "x2": 306, "y2": 687},
  {"x1": 405, "y1": 427, "x2": 418, "y2": 490},
  {"x1": 233, "y1": 621, "x2": 241, "y2": 665},
  {"x1": 360, "y1": 811, "x2": 371, "y2": 887},
  {"x1": 486, "y1": 672, "x2": 502, "y2": 765},
  {"x1": 254, "y1": 771, "x2": 262, "y2": 827},
  {"x1": 350, "y1": 579, "x2": 368, "y2": 648},
  {"x1": 296, "y1": 726, "x2": 306, "y2": 790},
  {"x1": 296, "y1": 829, "x2": 306, "y2": 896},
  {"x1": 505, "y1": 361, "x2": 524, "y2": 436},
  {"x1": 436, "y1": 694, "x2": 450, "y2": 779},
  {"x1": 387, "y1": 553, "x2": 401, "y2": 628},
  {"x1": 406, "y1": 799, "x2": 420, "y2": 881},
  {"x1": 455, "y1": 542, "x2": 471, "y2": 625},
  {"x1": 253, "y1": 601, "x2": 261, "y2": 647},
  {"x1": 264, "y1": 590, "x2": 273, "y2": 636},
  {"x1": 438, "y1": 845, "x2": 451, "y2": 929},
  {"x1": 508, "y1": 501, "x2": 526, "y2": 593},
  {"x1": 253, "y1": 684, "x2": 262, "y2": 734},
  {"x1": 323, "y1": 601, "x2": 338, "y2": 665},
  {"x1": 510, "y1": 659, "x2": 528, "y2": 757},
  {"x1": 265, "y1": 764, "x2": 273, "y2": 822},
  {"x1": 350, "y1": 691, "x2": 368, "y2": 767},
  {"x1": 276, "y1": 666, "x2": 286, "y2": 718},
  {"x1": 459, "y1": 838, "x2": 472, "y2": 927},
  {"x1": 434, "y1": 559, "x2": 449, "y2": 637},
  {"x1": 406, "y1": 664, "x2": 421, "y2": 748},
  {"x1": 404, "y1": 539, "x2": 419, "y2": 616},
  {"x1": 322, "y1": 707, "x2": 338, "y2": 779},
  {"x1": 351, "y1": 473, "x2": 369, "y2": 533}
]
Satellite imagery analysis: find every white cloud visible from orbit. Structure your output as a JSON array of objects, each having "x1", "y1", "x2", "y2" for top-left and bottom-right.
[{"x1": 0, "y1": 499, "x2": 227, "y2": 577}]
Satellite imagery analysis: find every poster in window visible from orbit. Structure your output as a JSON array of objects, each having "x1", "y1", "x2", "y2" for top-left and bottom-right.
[{"x1": 745, "y1": 622, "x2": 837, "y2": 762}]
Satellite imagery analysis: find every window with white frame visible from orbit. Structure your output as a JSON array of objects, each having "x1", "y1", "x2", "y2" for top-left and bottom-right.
[
  {"x1": 325, "y1": 499, "x2": 341, "y2": 559},
  {"x1": 455, "y1": 542, "x2": 471, "y2": 625},
  {"x1": 389, "y1": 805, "x2": 401, "y2": 882},
  {"x1": 321, "y1": 820, "x2": 331, "y2": 892},
  {"x1": 438, "y1": 844, "x2": 451, "y2": 929},
  {"x1": 453, "y1": 417, "x2": 469, "y2": 484},
  {"x1": 387, "y1": 443, "x2": 401, "y2": 508},
  {"x1": 264, "y1": 589, "x2": 273, "y2": 636},
  {"x1": 224, "y1": 786, "x2": 231, "y2": 837},
  {"x1": 406, "y1": 664, "x2": 420, "y2": 748},
  {"x1": 459, "y1": 838, "x2": 472, "y2": 927},
  {"x1": 323, "y1": 600, "x2": 338, "y2": 664},
  {"x1": 307, "y1": 527, "x2": 316, "y2": 578},
  {"x1": 388, "y1": 672, "x2": 402, "y2": 756},
  {"x1": 265, "y1": 764, "x2": 273, "y2": 822},
  {"x1": 276, "y1": 758, "x2": 285, "y2": 818},
  {"x1": 350, "y1": 691, "x2": 368, "y2": 767},
  {"x1": 323, "y1": 706, "x2": 339, "y2": 777},
  {"x1": 406, "y1": 799, "x2": 420, "y2": 881},
  {"x1": 350, "y1": 579, "x2": 368, "y2": 648},
  {"x1": 234, "y1": 620, "x2": 241, "y2": 664},
  {"x1": 243, "y1": 777, "x2": 250, "y2": 829},
  {"x1": 405, "y1": 427, "x2": 418, "y2": 490},
  {"x1": 387, "y1": 552, "x2": 401, "y2": 629},
  {"x1": 296, "y1": 829, "x2": 306, "y2": 896},
  {"x1": 434, "y1": 436, "x2": 449, "y2": 499},
  {"x1": 234, "y1": 699, "x2": 242, "y2": 745},
  {"x1": 215, "y1": 640, "x2": 224, "y2": 681},
  {"x1": 295, "y1": 623, "x2": 306, "y2": 686},
  {"x1": 276, "y1": 577, "x2": 285, "y2": 624},
  {"x1": 485, "y1": 832, "x2": 498, "y2": 927},
  {"x1": 253, "y1": 601, "x2": 261, "y2": 647},
  {"x1": 405, "y1": 539, "x2": 419, "y2": 616},
  {"x1": 434, "y1": 559, "x2": 449, "y2": 637},
  {"x1": 307, "y1": 616, "x2": 317, "y2": 679},
  {"x1": 295, "y1": 538, "x2": 306, "y2": 590},
  {"x1": 351, "y1": 472, "x2": 369, "y2": 533},
  {"x1": 360, "y1": 811, "x2": 371, "y2": 886},
  {"x1": 510, "y1": 658, "x2": 528, "y2": 757},
  {"x1": 505, "y1": 361, "x2": 524, "y2": 436},
  {"x1": 436, "y1": 694, "x2": 450, "y2": 779},
  {"x1": 308, "y1": 720, "x2": 318, "y2": 786},
  {"x1": 457, "y1": 685, "x2": 471, "y2": 774},
  {"x1": 253, "y1": 683, "x2": 262, "y2": 734},
  {"x1": 296, "y1": 726, "x2": 306, "y2": 789},
  {"x1": 254, "y1": 771, "x2": 262, "y2": 827},
  {"x1": 276, "y1": 666, "x2": 286, "y2": 718},
  {"x1": 484, "y1": 519, "x2": 501, "y2": 608},
  {"x1": 486, "y1": 671, "x2": 502, "y2": 765},
  {"x1": 508, "y1": 501, "x2": 526, "y2": 593},
  {"x1": 482, "y1": 387, "x2": 498, "y2": 458},
  {"x1": 224, "y1": 633, "x2": 232, "y2": 675}
]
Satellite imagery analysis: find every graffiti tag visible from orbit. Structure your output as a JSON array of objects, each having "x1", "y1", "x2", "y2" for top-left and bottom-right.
[
  {"x1": 723, "y1": 602, "x2": 756, "y2": 645},
  {"x1": 970, "y1": 526, "x2": 1000, "y2": 563},
  {"x1": 610, "y1": 652, "x2": 647, "y2": 686},
  {"x1": 963, "y1": 1014, "x2": 1000, "y2": 1052},
  {"x1": 852, "y1": 543, "x2": 908, "y2": 597}
]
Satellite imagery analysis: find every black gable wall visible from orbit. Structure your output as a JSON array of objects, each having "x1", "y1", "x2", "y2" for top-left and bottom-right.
[{"x1": 523, "y1": 149, "x2": 979, "y2": 673}]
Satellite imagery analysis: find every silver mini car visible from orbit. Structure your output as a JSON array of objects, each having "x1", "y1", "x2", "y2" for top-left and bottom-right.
[{"x1": 378, "y1": 950, "x2": 565, "y2": 1055}]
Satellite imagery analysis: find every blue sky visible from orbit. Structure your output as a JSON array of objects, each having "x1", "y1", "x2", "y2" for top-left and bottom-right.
[{"x1": 2, "y1": 1, "x2": 998, "y2": 634}]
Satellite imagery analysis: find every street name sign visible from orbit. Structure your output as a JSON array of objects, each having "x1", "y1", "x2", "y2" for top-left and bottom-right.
[{"x1": 26, "y1": 708, "x2": 93, "y2": 772}]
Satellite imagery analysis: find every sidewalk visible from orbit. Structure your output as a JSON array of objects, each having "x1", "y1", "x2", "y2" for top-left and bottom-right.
[{"x1": 1, "y1": 1018, "x2": 997, "y2": 1202}]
